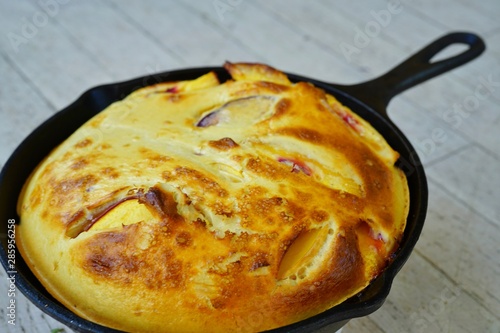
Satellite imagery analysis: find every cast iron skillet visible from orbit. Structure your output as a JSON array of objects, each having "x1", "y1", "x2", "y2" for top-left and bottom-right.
[{"x1": 0, "y1": 32, "x2": 485, "y2": 332}]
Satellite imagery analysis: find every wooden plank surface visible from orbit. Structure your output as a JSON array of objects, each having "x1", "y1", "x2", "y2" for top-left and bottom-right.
[{"x1": 0, "y1": 0, "x2": 499, "y2": 332}]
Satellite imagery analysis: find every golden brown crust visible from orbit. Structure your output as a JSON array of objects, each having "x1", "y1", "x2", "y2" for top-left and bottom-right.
[{"x1": 17, "y1": 63, "x2": 409, "y2": 332}]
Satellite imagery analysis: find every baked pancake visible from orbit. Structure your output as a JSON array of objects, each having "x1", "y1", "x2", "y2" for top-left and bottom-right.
[{"x1": 17, "y1": 62, "x2": 409, "y2": 332}]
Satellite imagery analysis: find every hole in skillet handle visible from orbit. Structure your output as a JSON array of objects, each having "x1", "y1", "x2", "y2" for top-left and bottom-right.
[
  {"x1": 428, "y1": 43, "x2": 470, "y2": 63},
  {"x1": 329, "y1": 31, "x2": 486, "y2": 118}
]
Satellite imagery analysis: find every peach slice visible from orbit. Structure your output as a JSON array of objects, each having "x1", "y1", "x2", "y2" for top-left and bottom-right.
[
  {"x1": 277, "y1": 227, "x2": 331, "y2": 280},
  {"x1": 196, "y1": 96, "x2": 276, "y2": 128},
  {"x1": 356, "y1": 220, "x2": 386, "y2": 254},
  {"x1": 65, "y1": 186, "x2": 169, "y2": 238},
  {"x1": 277, "y1": 157, "x2": 312, "y2": 176},
  {"x1": 89, "y1": 199, "x2": 156, "y2": 232}
]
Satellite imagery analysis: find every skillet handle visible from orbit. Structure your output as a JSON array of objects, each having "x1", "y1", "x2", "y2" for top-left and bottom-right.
[{"x1": 333, "y1": 32, "x2": 485, "y2": 116}]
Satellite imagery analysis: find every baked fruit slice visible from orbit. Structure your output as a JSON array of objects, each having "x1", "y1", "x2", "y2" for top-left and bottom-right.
[{"x1": 17, "y1": 62, "x2": 409, "y2": 332}]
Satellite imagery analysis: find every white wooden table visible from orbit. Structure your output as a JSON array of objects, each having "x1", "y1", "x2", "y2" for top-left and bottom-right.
[{"x1": 1, "y1": 1, "x2": 499, "y2": 332}]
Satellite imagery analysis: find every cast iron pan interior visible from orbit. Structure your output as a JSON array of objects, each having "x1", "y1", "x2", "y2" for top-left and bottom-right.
[{"x1": 0, "y1": 32, "x2": 485, "y2": 332}]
